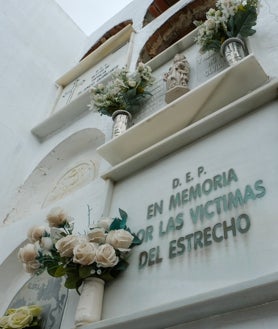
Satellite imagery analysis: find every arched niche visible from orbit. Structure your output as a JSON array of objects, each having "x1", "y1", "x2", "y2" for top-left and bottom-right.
[
  {"x1": 4, "y1": 128, "x2": 105, "y2": 224},
  {"x1": 139, "y1": 0, "x2": 216, "y2": 62},
  {"x1": 143, "y1": 0, "x2": 180, "y2": 26},
  {"x1": 0, "y1": 241, "x2": 68, "y2": 327},
  {"x1": 80, "y1": 20, "x2": 133, "y2": 61}
]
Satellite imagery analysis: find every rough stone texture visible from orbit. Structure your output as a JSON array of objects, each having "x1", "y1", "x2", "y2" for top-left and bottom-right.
[
  {"x1": 80, "y1": 20, "x2": 133, "y2": 61},
  {"x1": 140, "y1": 0, "x2": 216, "y2": 62},
  {"x1": 143, "y1": 0, "x2": 180, "y2": 25}
]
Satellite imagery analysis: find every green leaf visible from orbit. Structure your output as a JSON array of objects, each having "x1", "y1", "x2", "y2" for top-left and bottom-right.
[
  {"x1": 79, "y1": 266, "x2": 93, "y2": 279},
  {"x1": 47, "y1": 264, "x2": 66, "y2": 277},
  {"x1": 119, "y1": 208, "x2": 127, "y2": 222},
  {"x1": 109, "y1": 211, "x2": 128, "y2": 230},
  {"x1": 114, "y1": 259, "x2": 129, "y2": 272},
  {"x1": 131, "y1": 234, "x2": 142, "y2": 246},
  {"x1": 233, "y1": 7, "x2": 258, "y2": 37},
  {"x1": 125, "y1": 88, "x2": 137, "y2": 98},
  {"x1": 65, "y1": 275, "x2": 82, "y2": 290},
  {"x1": 98, "y1": 272, "x2": 115, "y2": 282},
  {"x1": 64, "y1": 266, "x2": 83, "y2": 291},
  {"x1": 109, "y1": 217, "x2": 122, "y2": 230},
  {"x1": 109, "y1": 259, "x2": 129, "y2": 279},
  {"x1": 201, "y1": 39, "x2": 222, "y2": 53},
  {"x1": 119, "y1": 208, "x2": 127, "y2": 228}
]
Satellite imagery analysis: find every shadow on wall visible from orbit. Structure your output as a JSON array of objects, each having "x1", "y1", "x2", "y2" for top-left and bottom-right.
[{"x1": 3, "y1": 128, "x2": 105, "y2": 224}]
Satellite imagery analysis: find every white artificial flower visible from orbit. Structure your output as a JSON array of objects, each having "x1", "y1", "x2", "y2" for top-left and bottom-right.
[
  {"x1": 96, "y1": 243, "x2": 119, "y2": 268},
  {"x1": 46, "y1": 207, "x2": 70, "y2": 227},
  {"x1": 40, "y1": 237, "x2": 53, "y2": 251},
  {"x1": 87, "y1": 227, "x2": 106, "y2": 243},
  {"x1": 55, "y1": 235, "x2": 80, "y2": 257},
  {"x1": 27, "y1": 225, "x2": 49, "y2": 243},
  {"x1": 106, "y1": 229, "x2": 134, "y2": 250},
  {"x1": 73, "y1": 242, "x2": 97, "y2": 265},
  {"x1": 18, "y1": 243, "x2": 38, "y2": 263},
  {"x1": 95, "y1": 217, "x2": 113, "y2": 231}
]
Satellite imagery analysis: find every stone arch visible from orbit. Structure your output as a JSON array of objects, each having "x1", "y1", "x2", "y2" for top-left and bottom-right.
[
  {"x1": 143, "y1": 0, "x2": 180, "y2": 26},
  {"x1": 139, "y1": 0, "x2": 216, "y2": 62},
  {"x1": 80, "y1": 20, "x2": 133, "y2": 61},
  {"x1": 3, "y1": 128, "x2": 105, "y2": 224}
]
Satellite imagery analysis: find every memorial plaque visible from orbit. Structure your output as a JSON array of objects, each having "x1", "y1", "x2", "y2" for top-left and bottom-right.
[
  {"x1": 102, "y1": 107, "x2": 278, "y2": 319},
  {"x1": 54, "y1": 43, "x2": 129, "y2": 112}
]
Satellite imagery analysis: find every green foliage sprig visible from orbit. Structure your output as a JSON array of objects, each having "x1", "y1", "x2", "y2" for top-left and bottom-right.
[{"x1": 89, "y1": 63, "x2": 155, "y2": 117}]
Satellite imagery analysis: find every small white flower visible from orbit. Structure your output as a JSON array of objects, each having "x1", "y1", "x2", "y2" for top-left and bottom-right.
[
  {"x1": 28, "y1": 225, "x2": 49, "y2": 243},
  {"x1": 95, "y1": 217, "x2": 113, "y2": 231},
  {"x1": 18, "y1": 243, "x2": 38, "y2": 263},
  {"x1": 128, "y1": 79, "x2": 137, "y2": 88},
  {"x1": 40, "y1": 237, "x2": 53, "y2": 251},
  {"x1": 47, "y1": 207, "x2": 70, "y2": 227}
]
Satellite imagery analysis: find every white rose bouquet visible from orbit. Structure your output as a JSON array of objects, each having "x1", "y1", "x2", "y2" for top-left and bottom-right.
[
  {"x1": 194, "y1": 0, "x2": 259, "y2": 53},
  {"x1": 0, "y1": 305, "x2": 41, "y2": 329},
  {"x1": 18, "y1": 208, "x2": 141, "y2": 292},
  {"x1": 89, "y1": 62, "x2": 155, "y2": 117}
]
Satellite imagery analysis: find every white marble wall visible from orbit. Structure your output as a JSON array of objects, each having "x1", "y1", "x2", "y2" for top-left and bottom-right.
[{"x1": 0, "y1": 0, "x2": 278, "y2": 328}]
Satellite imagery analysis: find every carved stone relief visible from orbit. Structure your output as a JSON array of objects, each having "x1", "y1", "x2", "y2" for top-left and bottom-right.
[
  {"x1": 163, "y1": 53, "x2": 190, "y2": 103},
  {"x1": 2, "y1": 128, "x2": 104, "y2": 224},
  {"x1": 42, "y1": 161, "x2": 97, "y2": 208}
]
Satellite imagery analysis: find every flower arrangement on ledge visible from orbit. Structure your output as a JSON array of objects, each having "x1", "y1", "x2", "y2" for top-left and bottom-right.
[
  {"x1": 0, "y1": 305, "x2": 41, "y2": 329},
  {"x1": 89, "y1": 62, "x2": 155, "y2": 117},
  {"x1": 18, "y1": 207, "x2": 141, "y2": 292},
  {"x1": 194, "y1": 0, "x2": 259, "y2": 53}
]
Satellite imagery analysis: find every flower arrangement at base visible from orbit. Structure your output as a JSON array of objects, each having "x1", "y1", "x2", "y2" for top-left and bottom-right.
[
  {"x1": 89, "y1": 62, "x2": 155, "y2": 117},
  {"x1": 194, "y1": 0, "x2": 259, "y2": 53},
  {"x1": 0, "y1": 305, "x2": 42, "y2": 329},
  {"x1": 18, "y1": 208, "x2": 141, "y2": 292}
]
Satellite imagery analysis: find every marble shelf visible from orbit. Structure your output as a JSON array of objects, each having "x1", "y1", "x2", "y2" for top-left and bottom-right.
[
  {"x1": 97, "y1": 55, "x2": 269, "y2": 167},
  {"x1": 97, "y1": 56, "x2": 278, "y2": 182}
]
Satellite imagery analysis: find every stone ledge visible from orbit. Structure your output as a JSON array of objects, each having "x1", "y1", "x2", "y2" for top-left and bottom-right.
[
  {"x1": 82, "y1": 272, "x2": 278, "y2": 329},
  {"x1": 97, "y1": 55, "x2": 270, "y2": 168}
]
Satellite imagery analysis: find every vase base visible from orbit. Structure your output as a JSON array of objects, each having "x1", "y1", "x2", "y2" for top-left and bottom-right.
[{"x1": 75, "y1": 312, "x2": 101, "y2": 327}]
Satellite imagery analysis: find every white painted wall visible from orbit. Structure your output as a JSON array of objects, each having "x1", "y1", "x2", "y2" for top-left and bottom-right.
[
  {"x1": 0, "y1": 0, "x2": 87, "y2": 223},
  {"x1": 0, "y1": 0, "x2": 278, "y2": 328}
]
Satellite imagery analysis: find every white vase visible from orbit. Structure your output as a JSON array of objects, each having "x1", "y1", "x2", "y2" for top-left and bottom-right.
[
  {"x1": 111, "y1": 110, "x2": 132, "y2": 138},
  {"x1": 74, "y1": 277, "x2": 105, "y2": 327},
  {"x1": 220, "y1": 37, "x2": 247, "y2": 66}
]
